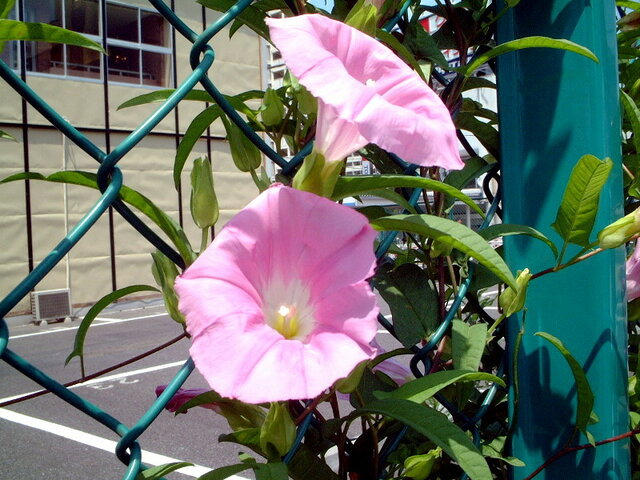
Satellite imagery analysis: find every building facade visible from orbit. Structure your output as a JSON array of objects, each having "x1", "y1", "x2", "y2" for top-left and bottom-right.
[{"x1": 0, "y1": 0, "x2": 264, "y2": 317}]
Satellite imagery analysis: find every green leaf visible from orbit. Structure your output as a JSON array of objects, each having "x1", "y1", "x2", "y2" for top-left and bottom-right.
[
  {"x1": 478, "y1": 224, "x2": 559, "y2": 258},
  {"x1": 198, "y1": 0, "x2": 270, "y2": 39},
  {"x1": 136, "y1": 462, "x2": 193, "y2": 480},
  {"x1": 358, "y1": 399, "x2": 492, "y2": 480},
  {"x1": 254, "y1": 462, "x2": 288, "y2": 480},
  {"x1": 197, "y1": 463, "x2": 253, "y2": 480},
  {"x1": 535, "y1": 332, "x2": 596, "y2": 440},
  {"x1": 402, "y1": 15, "x2": 450, "y2": 70},
  {"x1": 375, "y1": 369, "x2": 504, "y2": 403},
  {"x1": 462, "y1": 36, "x2": 598, "y2": 77},
  {"x1": 621, "y1": 89, "x2": 640, "y2": 155},
  {"x1": 452, "y1": 320, "x2": 487, "y2": 372},
  {"x1": 482, "y1": 437, "x2": 525, "y2": 466},
  {"x1": 371, "y1": 214, "x2": 517, "y2": 289},
  {"x1": 221, "y1": 115, "x2": 262, "y2": 172},
  {"x1": 333, "y1": 175, "x2": 486, "y2": 218},
  {"x1": 0, "y1": 0, "x2": 14, "y2": 19},
  {"x1": 442, "y1": 156, "x2": 493, "y2": 211},
  {"x1": 175, "y1": 105, "x2": 222, "y2": 190},
  {"x1": 551, "y1": 154, "x2": 613, "y2": 248},
  {"x1": 1, "y1": 171, "x2": 196, "y2": 264},
  {"x1": 454, "y1": 112, "x2": 499, "y2": 158},
  {"x1": 375, "y1": 264, "x2": 439, "y2": 348},
  {"x1": 0, "y1": 129, "x2": 16, "y2": 141},
  {"x1": 118, "y1": 89, "x2": 214, "y2": 110},
  {"x1": 0, "y1": 19, "x2": 105, "y2": 53},
  {"x1": 65, "y1": 285, "x2": 158, "y2": 375},
  {"x1": 461, "y1": 76, "x2": 496, "y2": 92}
]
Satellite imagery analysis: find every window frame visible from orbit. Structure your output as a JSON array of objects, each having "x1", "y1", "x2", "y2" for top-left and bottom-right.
[{"x1": 1, "y1": 0, "x2": 172, "y2": 88}]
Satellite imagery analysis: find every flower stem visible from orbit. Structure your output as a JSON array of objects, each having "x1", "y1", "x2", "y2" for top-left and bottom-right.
[{"x1": 200, "y1": 227, "x2": 208, "y2": 254}]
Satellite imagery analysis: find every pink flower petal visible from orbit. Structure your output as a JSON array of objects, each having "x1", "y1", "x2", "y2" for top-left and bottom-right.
[
  {"x1": 155, "y1": 385, "x2": 221, "y2": 414},
  {"x1": 176, "y1": 185, "x2": 380, "y2": 403},
  {"x1": 627, "y1": 239, "x2": 640, "y2": 300},
  {"x1": 266, "y1": 14, "x2": 463, "y2": 169}
]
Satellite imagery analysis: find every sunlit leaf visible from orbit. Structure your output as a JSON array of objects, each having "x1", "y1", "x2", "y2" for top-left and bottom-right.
[
  {"x1": 371, "y1": 214, "x2": 516, "y2": 289},
  {"x1": 462, "y1": 36, "x2": 598, "y2": 77},
  {"x1": 0, "y1": 19, "x2": 105, "y2": 53},
  {"x1": 479, "y1": 223, "x2": 559, "y2": 258},
  {"x1": 136, "y1": 462, "x2": 193, "y2": 480}
]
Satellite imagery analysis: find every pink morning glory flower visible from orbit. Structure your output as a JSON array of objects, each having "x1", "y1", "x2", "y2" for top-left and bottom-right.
[
  {"x1": 155, "y1": 385, "x2": 221, "y2": 414},
  {"x1": 266, "y1": 14, "x2": 463, "y2": 169},
  {"x1": 627, "y1": 240, "x2": 640, "y2": 301},
  {"x1": 175, "y1": 185, "x2": 380, "y2": 403}
]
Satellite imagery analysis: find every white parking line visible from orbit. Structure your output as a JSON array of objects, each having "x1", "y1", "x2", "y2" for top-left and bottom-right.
[
  {"x1": 0, "y1": 361, "x2": 185, "y2": 404},
  {"x1": 0, "y1": 408, "x2": 249, "y2": 479},
  {"x1": 9, "y1": 313, "x2": 168, "y2": 340}
]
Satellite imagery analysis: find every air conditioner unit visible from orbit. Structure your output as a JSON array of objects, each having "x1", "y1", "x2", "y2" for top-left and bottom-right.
[{"x1": 31, "y1": 288, "x2": 72, "y2": 325}]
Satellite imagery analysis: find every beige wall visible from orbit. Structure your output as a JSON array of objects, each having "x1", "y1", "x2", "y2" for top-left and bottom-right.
[{"x1": 0, "y1": 3, "x2": 263, "y2": 316}]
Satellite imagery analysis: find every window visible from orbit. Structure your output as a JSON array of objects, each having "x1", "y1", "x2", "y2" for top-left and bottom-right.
[{"x1": 0, "y1": 1, "x2": 171, "y2": 87}]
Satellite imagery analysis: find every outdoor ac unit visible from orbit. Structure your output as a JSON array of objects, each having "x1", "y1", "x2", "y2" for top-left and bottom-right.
[{"x1": 31, "y1": 288, "x2": 72, "y2": 324}]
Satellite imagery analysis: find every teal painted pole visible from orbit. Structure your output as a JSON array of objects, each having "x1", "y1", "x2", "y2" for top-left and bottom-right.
[{"x1": 496, "y1": 3, "x2": 629, "y2": 479}]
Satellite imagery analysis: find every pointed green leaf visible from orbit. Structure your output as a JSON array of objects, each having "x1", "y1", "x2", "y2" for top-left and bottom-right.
[
  {"x1": 621, "y1": 89, "x2": 640, "y2": 155},
  {"x1": 551, "y1": 154, "x2": 613, "y2": 247},
  {"x1": 0, "y1": 19, "x2": 105, "y2": 53},
  {"x1": 197, "y1": 463, "x2": 253, "y2": 480},
  {"x1": 358, "y1": 399, "x2": 492, "y2": 480},
  {"x1": 333, "y1": 175, "x2": 486, "y2": 217},
  {"x1": 118, "y1": 89, "x2": 214, "y2": 110},
  {"x1": 371, "y1": 214, "x2": 516, "y2": 289},
  {"x1": 375, "y1": 264, "x2": 439, "y2": 348},
  {"x1": 0, "y1": 129, "x2": 16, "y2": 141},
  {"x1": 462, "y1": 36, "x2": 598, "y2": 77},
  {"x1": 136, "y1": 462, "x2": 193, "y2": 480},
  {"x1": 254, "y1": 462, "x2": 288, "y2": 480},
  {"x1": 65, "y1": 285, "x2": 158, "y2": 372},
  {"x1": 479, "y1": 224, "x2": 559, "y2": 258},
  {"x1": 452, "y1": 320, "x2": 488, "y2": 372},
  {"x1": 197, "y1": 0, "x2": 270, "y2": 39},
  {"x1": 0, "y1": 0, "x2": 15, "y2": 20},
  {"x1": 375, "y1": 369, "x2": 504, "y2": 403},
  {"x1": 535, "y1": 332, "x2": 595, "y2": 439},
  {"x1": 454, "y1": 112, "x2": 499, "y2": 158}
]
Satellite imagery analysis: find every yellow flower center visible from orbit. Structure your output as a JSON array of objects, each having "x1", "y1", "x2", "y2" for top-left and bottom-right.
[{"x1": 271, "y1": 304, "x2": 301, "y2": 339}]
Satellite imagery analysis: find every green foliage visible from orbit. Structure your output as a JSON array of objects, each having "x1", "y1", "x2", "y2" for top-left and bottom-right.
[
  {"x1": 551, "y1": 154, "x2": 613, "y2": 252},
  {"x1": 0, "y1": 18, "x2": 105, "y2": 53},
  {"x1": 136, "y1": 462, "x2": 193, "y2": 480},
  {"x1": 65, "y1": 285, "x2": 159, "y2": 376}
]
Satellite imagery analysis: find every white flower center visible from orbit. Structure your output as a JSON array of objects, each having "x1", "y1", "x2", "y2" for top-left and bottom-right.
[
  {"x1": 365, "y1": 78, "x2": 376, "y2": 87},
  {"x1": 262, "y1": 278, "x2": 315, "y2": 341}
]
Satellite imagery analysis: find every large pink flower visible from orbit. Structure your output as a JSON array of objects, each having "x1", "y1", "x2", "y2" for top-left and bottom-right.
[
  {"x1": 175, "y1": 185, "x2": 380, "y2": 403},
  {"x1": 627, "y1": 240, "x2": 640, "y2": 301},
  {"x1": 266, "y1": 14, "x2": 463, "y2": 169}
]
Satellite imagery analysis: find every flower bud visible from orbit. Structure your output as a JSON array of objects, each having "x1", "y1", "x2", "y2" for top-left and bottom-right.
[
  {"x1": 151, "y1": 251, "x2": 185, "y2": 324},
  {"x1": 499, "y1": 268, "x2": 531, "y2": 317},
  {"x1": 222, "y1": 116, "x2": 262, "y2": 172},
  {"x1": 190, "y1": 157, "x2": 219, "y2": 229},
  {"x1": 404, "y1": 448, "x2": 442, "y2": 480},
  {"x1": 259, "y1": 402, "x2": 296, "y2": 460},
  {"x1": 598, "y1": 208, "x2": 640, "y2": 250},
  {"x1": 260, "y1": 87, "x2": 286, "y2": 127}
]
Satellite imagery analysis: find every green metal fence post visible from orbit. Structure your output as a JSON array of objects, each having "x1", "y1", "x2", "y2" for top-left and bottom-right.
[{"x1": 496, "y1": 3, "x2": 630, "y2": 478}]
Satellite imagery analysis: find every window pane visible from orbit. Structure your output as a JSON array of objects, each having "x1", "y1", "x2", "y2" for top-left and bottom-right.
[
  {"x1": 23, "y1": 0, "x2": 61, "y2": 25},
  {"x1": 141, "y1": 51, "x2": 168, "y2": 86},
  {"x1": 67, "y1": 45, "x2": 101, "y2": 78},
  {"x1": 107, "y1": 45, "x2": 139, "y2": 84},
  {"x1": 141, "y1": 11, "x2": 167, "y2": 47},
  {"x1": 65, "y1": 0, "x2": 99, "y2": 35},
  {"x1": 0, "y1": 41, "x2": 19, "y2": 70},
  {"x1": 25, "y1": 41, "x2": 64, "y2": 75},
  {"x1": 107, "y1": 4, "x2": 138, "y2": 42}
]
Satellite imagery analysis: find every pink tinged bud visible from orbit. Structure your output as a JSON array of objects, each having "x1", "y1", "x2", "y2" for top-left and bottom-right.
[
  {"x1": 266, "y1": 14, "x2": 463, "y2": 169},
  {"x1": 627, "y1": 240, "x2": 640, "y2": 301}
]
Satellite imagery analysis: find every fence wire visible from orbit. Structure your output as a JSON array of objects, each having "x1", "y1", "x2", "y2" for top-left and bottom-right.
[{"x1": 0, "y1": 1, "x2": 504, "y2": 479}]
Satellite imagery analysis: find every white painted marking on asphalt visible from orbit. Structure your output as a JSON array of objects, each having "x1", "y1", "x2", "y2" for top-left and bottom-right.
[
  {"x1": 95, "y1": 313, "x2": 168, "y2": 323},
  {"x1": 0, "y1": 408, "x2": 249, "y2": 479},
  {"x1": 9, "y1": 313, "x2": 167, "y2": 340},
  {"x1": 0, "y1": 361, "x2": 185, "y2": 404}
]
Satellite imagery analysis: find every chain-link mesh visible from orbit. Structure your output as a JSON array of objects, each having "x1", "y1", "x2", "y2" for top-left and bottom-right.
[{"x1": 0, "y1": 2, "x2": 503, "y2": 478}]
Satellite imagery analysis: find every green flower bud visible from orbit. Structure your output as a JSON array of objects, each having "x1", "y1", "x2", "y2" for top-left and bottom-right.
[
  {"x1": 292, "y1": 150, "x2": 343, "y2": 198},
  {"x1": 190, "y1": 157, "x2": 219, "y2": 229},
  {"x1": 259, "y1": 402, "x2": 296, "y2": 460},
  {"x1": 222, "y1": 115, "x2": 262, "y2": 172},
  {"x1": 499, "y1": 268, "x2": 531, "y2": 317},
  {"x1": 151, "y1": 250, "x2": 185, "y2": 324},
  {"x1": 598, "y1": 208, "x2": 640, "y2": 249},
  {"x1": 404, "y1": 448, "x2": 442, "y2": 480},
  {"x1": 260, "y1": 87, "x2": 286, "y2": 127}
]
